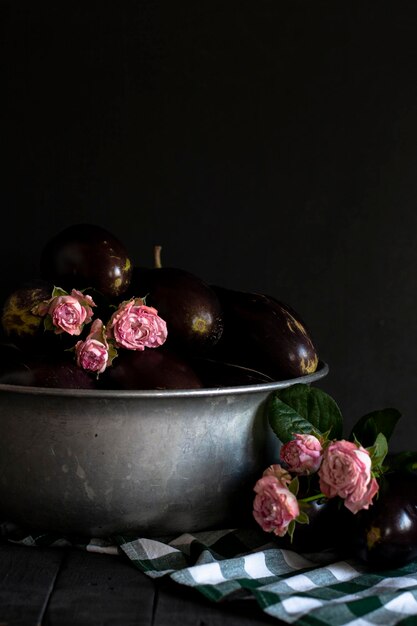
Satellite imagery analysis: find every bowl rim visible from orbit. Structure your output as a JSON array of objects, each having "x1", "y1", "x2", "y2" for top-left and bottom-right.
[{"x1": 0, "y1": 361, "x2": 329, "y2": 399}]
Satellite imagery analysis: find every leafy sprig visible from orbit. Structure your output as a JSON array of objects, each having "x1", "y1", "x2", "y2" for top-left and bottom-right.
[{"x1": 267, "y1": 383, "x2": 404, "y2": 474}]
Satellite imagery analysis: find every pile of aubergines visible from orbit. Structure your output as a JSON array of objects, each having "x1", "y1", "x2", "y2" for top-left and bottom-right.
[{"x1": 0, "y1": 222, "x2": 319, "y2": 391}]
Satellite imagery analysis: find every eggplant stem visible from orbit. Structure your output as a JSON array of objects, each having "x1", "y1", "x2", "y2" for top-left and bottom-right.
[{"x1": 154, "y1": 245, "x2": 162, "y2": 268}]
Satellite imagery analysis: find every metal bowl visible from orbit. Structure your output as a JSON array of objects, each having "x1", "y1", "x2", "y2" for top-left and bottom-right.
[{"x1": 0, "y1": 362, "x2": 328, "y2": 537}]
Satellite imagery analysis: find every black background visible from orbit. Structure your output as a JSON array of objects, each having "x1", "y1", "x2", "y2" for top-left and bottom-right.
[{"x1": 2, "y1": 1, "x2": 417, "y2": 450}]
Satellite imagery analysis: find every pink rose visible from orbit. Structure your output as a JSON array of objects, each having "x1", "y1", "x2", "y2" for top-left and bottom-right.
[
  {"x1": 75, "y1": 319, "x2": 111, "y2": 374},
  {"x1": 253, "y1": 475, "x2": 299, "y2": 537},
  {"x1": 33, "y1": 288, "x2": 95, "y2": 336},
  {"x1": 318, "y1": 440, "x2": 379, "y2": 513},
  {"x1": 262, "y1": 463, "x2": 292, "y2": 486},
  {"x1": 345, "y1": 476, "x2": 379, "y2": 514},
  {"x1": 280, "y1": 433, "x2": 323, "y2": 475},
  {"x1": 107, "y1": 299, "x2": 167, "y2": 350}
]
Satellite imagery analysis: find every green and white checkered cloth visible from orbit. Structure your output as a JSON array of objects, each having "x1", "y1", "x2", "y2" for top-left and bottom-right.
[{"x1": 3, "y1": 522, "x2": 417, "y2": 625}]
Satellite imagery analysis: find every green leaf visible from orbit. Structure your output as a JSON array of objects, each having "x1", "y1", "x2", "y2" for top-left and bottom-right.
[
  {"x1": 267, "y1": 396, "x2": 313, "y2": 443},
  {"x1": 43, "y1": 317, "x2": 54, "y2": 332},
  {"x1": 287, "y1": 520, "x2": 296, "y2": 542},
  {"x1": 267, "y1": 383, "x2": 343, "y2": 443},
  {"x1": 51, "y1": 286, "x2": 68, "y2": 298},
  {"x1": 295, "y1": 510, "x2": 310, "y2": 525},
  {"x1": 107, "y1": 344, "x2": 118, "y2": 366},
  {"x1": 349, "y1": 408, "x2": 401, "y2": 448},
  {"x1": 368, "y1": 432, "x2": 388, "y2": 472},
  {"x1": 288, "y1": 476, "x2": 299, "y2": 497}
]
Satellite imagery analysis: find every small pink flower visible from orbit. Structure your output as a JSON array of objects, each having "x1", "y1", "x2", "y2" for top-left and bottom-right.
[
  {"x1": 319, "y1": 440, "x2": 379, "y2": 513},
  {"x1": 262, "y1": 463, "x2": 292, "y2": 486},
  {"x1": 33, "y1": 288, "x2": 95, "y2": 336},
  {"x1": 253, "y1": 475, "x2": 300, "y2": 537},
  {"x1": 280, "y1": 433, "x2": 323, "y2": 475},
  {"x1": 75, "y1": 319, "x2": 111, "y2": 374},
  {"x1": 107, "y1": 298, "x2": 167, "y2": 350}
]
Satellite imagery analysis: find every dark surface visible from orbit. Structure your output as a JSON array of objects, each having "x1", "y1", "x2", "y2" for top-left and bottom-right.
[
  {"x1": 2, "y1": 4, "x2": 417, "y2": 440},
  {"x1": 0, "y1": 539, "x2": 281, "y2": 626}
]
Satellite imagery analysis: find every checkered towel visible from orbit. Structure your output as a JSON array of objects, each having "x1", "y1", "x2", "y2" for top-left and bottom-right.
[{"x1": 3, "y1": 523, "x2": 417, "y2": 625}]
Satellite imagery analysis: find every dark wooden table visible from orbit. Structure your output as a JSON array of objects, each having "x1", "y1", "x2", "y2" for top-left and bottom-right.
[{"x1": 0, "y1": 539, "x2": 283, "y2": 625}]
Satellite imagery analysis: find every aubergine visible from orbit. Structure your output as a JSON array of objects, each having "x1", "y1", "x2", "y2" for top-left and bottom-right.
[
  {"x1": 211, "y1": 286, "x2": 319, "y2": 381},
  {"x1": 0, "y1": 278, "x2": 57, "y2": 352},
  {"x1": 126, "y1": 264, "x2": 224, "y2": 358},
  {"x1": 349, "y1": 470, "x2": 417, "y2": 569},
  {"x1": 0, "y1": 341, "x2": 28, "y2": 379},
  {"x1": 270, "y1": 475, "x2": 353, "y2": 555},
  {"x1": 274, "y1": 498, "x2": 351, "y2": 555},
  {"x1": 98, "y1": 347, "x2": 203, "y2": 390},
  {"x1": 40, "y1": 223, "x2": 133, "y2": 298},
  {"x1": 0, "y1": 352, "x2": 98, "y2": 389},
  {"x1": 191, "y1": 357, "x2": 274, "y2": 388}
]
